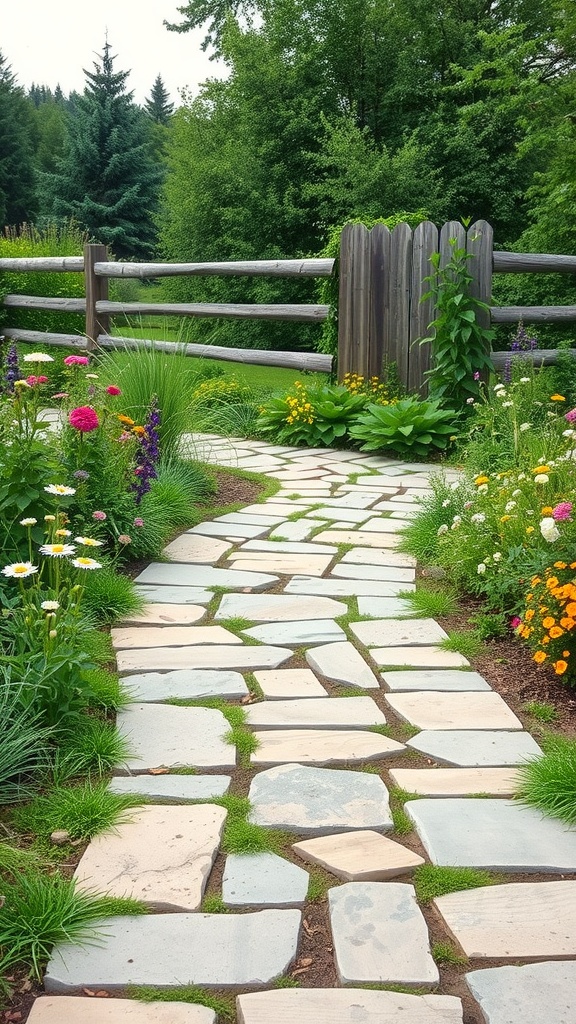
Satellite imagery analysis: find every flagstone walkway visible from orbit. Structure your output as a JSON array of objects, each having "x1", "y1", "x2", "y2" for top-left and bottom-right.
[{"x1": 34, "y1": 436, "x2": 576, "y2": 1024}]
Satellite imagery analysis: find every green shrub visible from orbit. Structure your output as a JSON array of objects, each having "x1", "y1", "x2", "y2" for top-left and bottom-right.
[
  {"x1": 257, "y1": 380, "x2": 366, "y2": 447},
  {"x1": 349, "y1": 398, "x2": 457, "y2": 459}
]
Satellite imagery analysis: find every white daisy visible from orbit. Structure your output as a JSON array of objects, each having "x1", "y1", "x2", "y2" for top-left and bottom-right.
[
  {"x1": 39, "y1": 543, "x2": 76, "y2": 557},
  {"x1": 55, "y1": 529, "x2": 72, "y2": 538},
  {"x1": 74, "y1": 536, "x2": 103, "y2": 547},
  {"x1": 72, "y1": 557, "x2": 102, "y2": 570},
  {"x1": 22, "y1": 352, "x2": 54, "y2": 363},
  {"x1": 19, "y1": 517, "x2": 37, "y2": 526},
  {"x1": 44, "y1": 484, "x2": 76, "y2": 496},
  {"x1": 2, "y1": 561, "x2": 38, "y2": 578}
]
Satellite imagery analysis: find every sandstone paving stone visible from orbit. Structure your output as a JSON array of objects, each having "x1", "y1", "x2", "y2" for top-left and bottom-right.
[
  {"x1": 310, "y1": 530, "x2": 401, "y2": 548},
  {"x1": 357, "y1": 597, "x2": 414, "y2": 617},
  {"x1": 134, "y1": 563, "x2": 279, "y2": 592},
  {"x1": 44, "y1": 909, "x2": 302, "y2": 991},
  {"x1": 306, "y1": 641, "x2": 379, "y2": 689},
  {"x1": 245, "y1": 696, "x2": 385, "y2": 730},
  {"x1": 241, "y1": 620, "x2": 345, "y2": 645},
  {"x1": 342, "y1": 547, "x2": 417, "y2": 566},
  {"x1": 329, "y1": 882, "x2": 438, "y2": 986},
  {"x1": 236, "y1": 988, "x2": 464, "y2": 1024},
  {"x1": 162, "y1": 535, "x2": 231, "y2": 563},
  {"x1": 116, "y1": 645, "x2": 292, "y2": 675},
  {"x1": 407, "y1": 798, "x2": 576, "y2": 872},
  {"x1": 293, "y1": 830, "x2": 424, "y2": 880},
  {"x1": 353, "y1": 517, "x2": 405, "y2": 533},
  {"x1": 389, "y1": 768, "x2": 520, "y2": 797},
  {"x1": 285, "y1": 576, "x2": 414, "y2": 598},
  {"x1": 250, "y1": 729, "x2": 404, "y2": 766},
  {"x1": 371, "y1": 647, "x2": 469, "y2": 668},
  {"x1": 111, "y1": 625, "x2": 242, "y2": 649},
  {"x1": 214, "y1": 512, "x2": 288, "y2": 526},
  {"x1": 236, "y1": 502, "x2": 304, "y2": 517},
  {"x1": 303, "y1": 506, "x2": 373, "y2": 524},
  {"x1": 115, "y1": 703, "x2": 235, "y2": 772},
  {"x1": 465, "y1": 961, "x2": 576, "y2": 1024},
  {"x1": 351, "y1": 618, "x2": 448, "y2": 647},
  {"x1": 331, "y1": 564, "x2": 415, "y2": 582},
  {"x1": 135, "y1": 585, "x2": 213, "y2": 605},
  {"x1": 74, "y1": 804, "x2": 227, "y2": 911},
  {"x1": 222, "y1": 853, "x2": 309, "y2": 907},
  {"x1": 226, "y1": 552, "x2": 333, "y2": 576},
  {"x1": 236, "y1": 539, "x2": 337, "y2": 555},
  {"x1": 119, "y1": 604, "x2": 206, "y2": 626},
  {"x1": 381, "y1": 669, "x2": 490, "y2": 691},
  {"x1": 407, "y1": 729, "x2": 542, "y2": 766},
  {"x1": 269, "y1": 519, "x2": 325, "y2": 541},
  {"x1": 108, "y1": 774, "x2": 231, "y2": 801},
  {"x1": 120, "y1": 669, "x2": 248, "y2": 702},
  {"x1": 27, "y1": 997, "x2": 216, "y2": 1024},
  {"x1": 254, "y1": 669, "x2": 328, "y2": 699},
  {"x1": 390, "y1": 509, "x2": 418, "y2": 519},
  {"x1": 215, "y1": 593, "x2": 347, "y2": 622},
  {"x1": 317, "y1": 492, "x2": 380, "y2": 508},
  {"x1": 434, "y1": 880, "x2": 576, "y2": 959},
  {"x1": 249, "y1": 763, "x2": 393, "y2": 834},
  {"x1": 386, "y1": 691, "x2": 523, "y2": 730},
  {"x1": 188, "y1": 522, "x2": 271, "y2": 540}
]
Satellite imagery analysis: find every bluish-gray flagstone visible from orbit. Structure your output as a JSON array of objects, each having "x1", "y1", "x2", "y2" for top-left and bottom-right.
[
  {"x1": 134, "y1": 564, "x2": 279, "y2": 592},
  {"x1": 465, "y1": 961, "x2": 576, "y2": 1024},
  {"x1": 407, "y1": 730, "x2": 542, "y2": 766},
  {"x1": 121, "y1": 669, "x2": 248, "y2": 702}
]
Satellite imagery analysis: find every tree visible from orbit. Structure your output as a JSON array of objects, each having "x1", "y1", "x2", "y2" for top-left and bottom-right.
[
  {"x1": 0, "y1": 52, "x2": 38, "y2": 227},
  {"x1": 144, "y1": 75, "x2": 174, "y2": 124},
  {"x1": 46, "y1": 41, "x2": 163, "y2": 259}
]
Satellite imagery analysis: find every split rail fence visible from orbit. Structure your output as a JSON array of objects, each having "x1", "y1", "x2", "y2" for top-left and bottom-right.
[{"x1": 1, "y1": 219, "x2": 576, "y2": 390}]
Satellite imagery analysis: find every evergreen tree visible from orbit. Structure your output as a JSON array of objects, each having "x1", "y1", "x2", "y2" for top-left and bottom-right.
[
  {"x1": 47, "y1": 41, "x2": 163, "y2": 259},
  {"x1": 0, "y1": 52, "x2": 38, "y2": 227},
  {"x1": 144, "y1": 74, "x2": 174, "y2": 124}
]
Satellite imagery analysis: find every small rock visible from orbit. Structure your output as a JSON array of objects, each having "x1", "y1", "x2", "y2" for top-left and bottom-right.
[
  {"x1": 50, "y1": 830, "x2": 71, "y2": 845},
  {"x1": 421, "y1": 566, "x2": 446, "y2": 580}
]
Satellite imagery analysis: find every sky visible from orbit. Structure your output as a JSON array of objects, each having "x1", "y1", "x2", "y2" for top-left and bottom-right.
[{"x1": 3, "y1": 1, "x2": 228, "y2": 105}]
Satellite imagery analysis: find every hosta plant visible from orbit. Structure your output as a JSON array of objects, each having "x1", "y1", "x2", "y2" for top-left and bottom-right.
[
  {"x1": 257, "y1": 381, "x2": 366, "y2": 447},
  {"x1": 349, "y1": 397, "x2": 457, "y2": 458}
]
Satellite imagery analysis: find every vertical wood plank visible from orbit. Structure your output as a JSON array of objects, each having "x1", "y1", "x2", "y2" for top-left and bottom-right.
[
  {"x1": 369, "y1": 223, "x2": 391, "y2": 379},
  {"x1": 84, "y1": 243, "x2": 109, "y2": 349},
  {"x1": 387, "y1": 222, "x2": 412, "y2": 387},
  {"x1": 337, "y1": 223, "x2": 371, "y2": 378},
  {"x1": 467, "y1": 219, "x2": 494, "y2": 331},
  {"x1": 408, "y1": 221, "x2": 439, "y2": 394},
  {"x1": 439, "y1": 221, "x2": 466, "y2": 270}
]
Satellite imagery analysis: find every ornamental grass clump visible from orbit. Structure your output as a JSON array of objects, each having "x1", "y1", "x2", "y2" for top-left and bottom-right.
[{"x1": 515, "y1": 735, "x2": 576, "y2": 825}]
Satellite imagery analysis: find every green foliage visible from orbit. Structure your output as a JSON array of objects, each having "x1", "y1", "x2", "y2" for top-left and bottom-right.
[
  {"x1": 414, "y1": 864, "x2": 500, "y2": 904},
  {"x1": 216, "y1": 794, "x2": 289, "y2": 855},
  {"x1": 12, "y1": 783, "x2": 141, "y2": 841},
  {"x1": 0, "y1": 53, "x2": 38, "y2": 226},
  {"x1": 516, "y1": 736, "x2": 576, "y2": 825},
  {"x1": 54, "y1": 717, "x2": 132, "y2": 780},
  {"x1": 257, "y1": 380, "x2": 366, "y2": 447},
  {"x1": 422, "y1": 240, "x2": 495, "y2": 411},
  {"x1": 349, "y1": 398, "x2": 457, "y2": 459},
  {"x1": 523, "y1": 700, "x2": 558, "y2": 724},
  {"x1": 81, "y1": 565, "x2": 145, "y2": 624},
  {"x1": 399, "y1": 585, "x2": 458, "y2": 619},
  {"x1": 0, "y1": 675, "x2": 51, "y2": 804},
  {"x1": 144, "y1": 74, "x2": 174, "y2": 125},
  {"x1": 438, "y1": 629, "x2": 484, "y2": 661},
  {"x1": 131, "y1": 985, "x2": 234, "y2": 1020},
  {"x1": 432, "y1": 942, "x2": 468, "y2": 966}
]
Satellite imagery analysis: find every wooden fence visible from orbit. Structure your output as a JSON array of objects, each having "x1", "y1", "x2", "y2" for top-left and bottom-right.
[{"x1": 1, "y1": 220, "x2": 576, "y2": 389}]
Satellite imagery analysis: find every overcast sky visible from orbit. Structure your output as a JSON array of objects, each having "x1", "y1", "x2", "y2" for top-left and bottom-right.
[{"x1": 3, "y1": 1, "x2": 228, "y2": 105}]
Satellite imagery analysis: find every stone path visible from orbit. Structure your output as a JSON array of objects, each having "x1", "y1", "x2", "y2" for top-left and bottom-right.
[{"x1": 38, "y1": 435, "x2": 576, "y2": 1024}]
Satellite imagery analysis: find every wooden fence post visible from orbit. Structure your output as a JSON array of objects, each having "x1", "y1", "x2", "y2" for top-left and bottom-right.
[
  {"x1": 369, "y1": 223, "x2": 391, "y2": 379},
  {"x1": 337, "y1": 223, "x2": 372, "y2": 379},
  {"x1": 84, "y1": 243, "x2": 109, "y2": 350},
  {"x1": 408, "y1": 221, "x2": 438, "y2": 394},
  {"x1": 467, "y1": 219, "x2": 493, "y2": 330}
]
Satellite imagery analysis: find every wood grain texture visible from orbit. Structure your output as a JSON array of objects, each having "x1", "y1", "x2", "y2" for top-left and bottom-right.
[
  {"x1": 369, "y1": 223, "x2": 391, "y2": 379},
  {"x1": 493, "y1": 252, "x2": 576, "y2": 274},
  {"x1": 338, "y1": 223, "x2": 371, "y2": 378},
  {"x1": 95, "y1": 301, "x2": 329, "y2": 322},
  {"x1": 387, "y1": 223, "x2": 412, "y2": 386},
  {"x1": 0, "y1": 257, "x2": 84, "y2": 272},
  {"x1": 491, "y1": 305, "x2": 576, "y2": 323},
  {"x1": 467, "y1": 220, "x2": 493, "y2": 333},
  {"x1": 408, "y1": 221, "x2": 438, "y2": 394},
  {"x1": 3, "y1": 295, "x2": 86, "y2": 311},
  {"x1": 94, "y1": 258, "x2": 335, "y2": 278},
  {"x1": 97, "y1": 335, "x2": 333, "y2": 371},
  {"x1": 1, "y1": 328, "x2": 86, "y2": 348},
  {"x1": 84, "y1": 243, "x2": 109, "y2": 351}
]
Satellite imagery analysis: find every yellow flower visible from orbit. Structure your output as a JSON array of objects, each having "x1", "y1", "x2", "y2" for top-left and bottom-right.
[
  {"x1": 541, "y1": 506, "x2": 554, "y2": 515},
  {"x1": 542, "y1": 616, "x2": 556, "y2": 629},
  {"x1": 533, "y1": 651, "x2": 547, "y2": 663},
  {"x1": 554, "y1": 561, "x2": 568, "y2": 570},
  {"x1": 526, "y1": 526, "x2": 535, "y2": 534},
  {"x1": 550, "y1": 394, "x2": 565, "y2": 401},
  {"x1": 500, "y1": 515, "x2": 511, "y2": 522},
  {"x1": 533, "y1": 466, "x2": 551, "y2": 474},
  {"x1": 474, "y1": 475, "x2": 489, "y2": 485},
  {"x1": 553, "y1": 660, "x2": 568, "y2": 675},
  {"x1": 549, "y1": 626, "x2": 564, "y2": 639}
]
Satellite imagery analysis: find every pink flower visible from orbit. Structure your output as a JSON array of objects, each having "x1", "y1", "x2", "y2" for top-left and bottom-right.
[
  {"x1": 510, "y1": 616, "x2": 522, "y2": 629},
  {"x1": 69, "y1": 406, "x2": 99, "y2": 433},
  {"x1": 473, "y1": 371, "x2": 481, "y2": 381},
  {"x1": 64, "y1": 355, "x2": 89, "y2": 366},
  {"x1": 133, "y1": 517, "x2": 144, "y2": 527},
  {"x1": 106, "y1": 385, "x2": 121, "y2": 396},
  {"x1": 92, "y1": 510, "x2": 107, "y2": 521},
  {"x1": 52, "y1": 392, "x2": 69, "y2": 399},
  {"x1": 565, "y1": 409, "x2": 576, "y2": 423},
  {"x1": 552, "y1": 501, "x2": 572, "y2": 521},
  {"x1": 117, "y1": 534, "x2": 132, "y2": 545},
  {"x1": 26, "y1": 375, "x2": 49, "y2": 385},
  {"x1": 118, "y1": 431, "x2": 133, "y2": 442}
]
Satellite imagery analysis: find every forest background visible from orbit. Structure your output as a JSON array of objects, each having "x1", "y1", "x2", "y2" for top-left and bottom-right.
[{"x1": 1, "y1": 0, "x2": 575, "y2": 352}]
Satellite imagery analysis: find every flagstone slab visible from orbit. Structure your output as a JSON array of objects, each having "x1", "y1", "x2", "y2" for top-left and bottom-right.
[
  {"x1": 108, "y1": 774, "x2": 231, "y2": 802},
  {"x1": 358, "y1": 597, "x2": 414, "y2": 617},
  {"x1": 215, "y1": 593, "x2": 347, "y2": 622},
  {"x1": 303, "y1": 507, "x2": 373, "y2": 524},
  {"x1": 331, "y1": 563, "x2": 416, "y2": 582},
  {"x1": 329, "y1": 882, "x2": 438, "y2": 986},
  {"x1": 434, "y1": 880, "x2": 576, "y2": 959},
  {"x1": 354, "y1": 517, "x2": 405, "y2": 533},
  {"x1": 27, "y1": 997, "x2": 216, "y2": 1024},
  {"x1": 372, "y1": 647, "x2": 469, "y2": 668},
  {"x1": 44, "y1": 909, "x2": 301, "y2": 991},
  {"x1": 285, "y1": 576, "x2": 414, "y2": 598},
  {"x1": 215, "y1": 512, "x2": 288, "y2": 526},
  {"x1": 134, "y1": 564, "x2": 279, "y2": 592},
  {"x1": 236, "y1": 503, "x2": 303, "y2": 517},
  {"x1": 135, "y1": 585, "x2": 213, "y2": 605},
  {"x1": 352, "y1": 619, "x2": 448, "y2": 647},
  {"x1": 269, "y1": 519, "x2": 325, "y2": 541},
  {"x1": 254, "y1": 669, "x2": 328, "y2": 699},
  {"x1": 111, "y1": 625, "x2": 242, "y2": 650},
  {"x1": 241, "y1": 620, "x2": 345, "y2": 645},
  {"x1": 250, "y1": 729, "x2": 404, "y2": 766},
  {"x1": 227, "y1": 553, "x2": 333, "y2": 576},
  {"x1": 342, "y1": 547, "x2": 417, "y2": 566},
  {"x1": 306, "y1": 641, "x2": 379, "y2": 689},
  {"x1": 382, "y1": 670, "x2": 491, "y2": 691},
  {"x1": 465, "y1": 961, "x2": 576, "y2": 1024},
  {"x1": 311, "y1": 530, "x2": 401, "y2": 548},
  {"x1": 121, "y1": 669, "x2": 248, "y2": 702},
  {"x1": 293, "y1": 830, "x2": 424, "y2": 881},
  {"x1": 74, "y1": 805, "x2": 227, "y2": 911},
  {"x1": 407, "y1": 729, "x2": 542, "y2": 766},
  {"x1": 116, "y1": 645, "x2": 292, "y2": 675},
  {"x1": 248, "y1": 763, "x2": 393, "y2": 834},
  {"x1": 222, "y1": 853, "x2": 309, "y2": 907},
  {"x1": 236, "y1": 540, "x2": 337, "y2": 555},
  {"x1": 319, "y1": 493, "x2": 380, "y2": 508},
  {"x1": 237, "y1": 989, "x2": 463, "y2": 1024},
  {"x1": 119, "y1": 604, "x2": 206, "y2": 627},
  {"x1": 407, "y1": 798, "x2": 576, "y2": 872},
  {"x1": 389, "y1": 768, "x2": 520, "y2": 797},
  {"x1": 245, "y1": 697, "x2": 385, "y2": 730},
  {"x1": 115, "y1": 704, "x2": 235, "y2": 772},
  {"x1": 187, "y1": 522, "x2": 271, "y2": 540},
  {"x1": 387, "y1": 692, "x2": 523, "y2": 731},
  {"x1": 162, "y1": 535, "x2": 231, "y2": 563}
]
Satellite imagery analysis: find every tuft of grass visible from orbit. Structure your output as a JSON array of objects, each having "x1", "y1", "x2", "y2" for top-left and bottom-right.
[
  {"x1": 85, "y1": 668, "x2": 132, "y2": 712},
  {"x1": 515, "y1": 735, "x2": 576, "y2": 825},
  {"x1": 53, "y1": 717, "x2": 131, "y2": 780},
  {"x1": 432, "y1": 941, "x2": 468, "y2": 965},
  {"x1": 413, "y1": 864, "x2": 501, "y2": 904},
  {"x1": 306, "y1": 868, "x2": 335, "y2": 901},
  {"x1": 243, "y1": 672, "x2": 264, "y2": 700},
  {"x1": 130, "y1": 985, "x2": 234, "y2": 1020},
  {"x1": 82, "y1": 564, "x2": 145, "y2": 624},
  {"x1": 12, "y1": 782, "x2": 142, "y2": 841},
  {"x1": 214, "y1": 794, "x2": 290, "y2": 855},
  {"x1": 398, "y1": 585, "x2": 458, "y2": 619},
  {"x1": 82, "y1": 628, "x2": 115, "y2": 665},
  {"x1": 437, "y1": 629, "x2": 484, "y2": 661},
  {"x1": 0, "y1": 677, "x2": 51, "y2": 805},
  {"x1": 218, "y1": 616, "x2": 254, "y2": 634},
  {"x1": 353, "y1": 983, "x2": 429, "y2": 995},
  {"x1": 201, "y1": 893, "x2": 229, "y2": 914},
  {"x1": 273, "y1": 975, "x2": 300, "y2": 988},
  {"x1": 523, "y1": 700, "x2": 558, "y2": 724}
]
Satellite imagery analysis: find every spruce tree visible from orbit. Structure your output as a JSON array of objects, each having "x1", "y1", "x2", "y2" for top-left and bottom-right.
[
  {"x1": 0, "y1": 52, "x2": 38, "y2": 226},
  {"x1": 48, "y1": 41, "x2": 163, "y2": 259},
  {"x1": 144, "y1": 75, "x2": 174, "y2": 124}
]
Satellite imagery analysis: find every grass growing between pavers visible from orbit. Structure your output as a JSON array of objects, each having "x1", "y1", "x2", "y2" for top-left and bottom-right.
[
  {"x1": 388, "y1": 787, "x2": 418, "y2": 836},
  {"x1": 130, "y1": 985, "x2": 235, "y2": 1021},
  {"x1": 306, "y1": 867, "x2": 336, "y2": 902},
  {"x1": 52, "y1": 717, "x2": 133, "y2": 782},
  {"x1": 413, "y1": 865, "x2": 502, "y2": 904},
  {"x1": 397, "y1": 585, "x2": 459, "y2": 620},
  {"x1": 201, "y1": 892, "x2": 229, "y2": 914},
  {"x1": 431, "y1": 941, "x2": 468, "y2": 966},
  {"x1": 165, "y1": 698, "x2": 260, "y2": 765},
  {"x1": 437, "y1": 629, "x2": 485, "y2": 661},
  {"x1": 11, "y1": 783, "x2": 144, "y2": 842},
  {"x1": 515, "y1": 734, "x2": 576, "y2": 825},
  {"x1": 207, "y1": 795, "x2": 291, "y2": 856}
]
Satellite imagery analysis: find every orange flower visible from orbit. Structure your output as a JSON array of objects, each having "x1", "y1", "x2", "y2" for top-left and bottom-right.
[
  {"x1": 541, "y1": 506, "x2": 554, "y2": 515},
  {"x1": 534, "y1": 466, "x2": 551, "y2": 474},
  {"x1": 132, "y1": 425, "x2": 145, "y2": 436},
  {"x1": 531, "y1": 577, "x2": 542, "y2": 585},
  {"x1": 566, "y1": 602, "x2": 576, "y2": 617},
  {"x1": 560, "y1": 618, "x2": 575, "y2": 630},
  {"x1": 539, "y1": 606, "x2": 548, "y2": 614},
  {"x1": 526, "y1": 594, "x2": 533, "y2": 602},
  {"x1": 520, "y1": 626, "x2": 531, "y2": 638},
  {"x1": 553, "y1": 660, "x2": 568, "y2": 674},
  {"x1": 549, "y1": 626, "x2": 564, "y2": 639},
  {"x1": 571, "y1": 562, "x2": 576, "y2": 570},
  {"x1": 525, "y1": 609, "x2": 534, "y2": 621},
  {"x1": 563, "y1": 650, "x2": 571, "y2": 657},
  {"x1": 545, "y1": 577, "x2": 559, "y2": 590},
  {"x1": 118, "y1": 414, "x2": 135, "y2": 426},
  {"x1": 533, "y1": 651, "x2": 547, "y2": 663},
  {"x1": 542, "y1": 635, "x2": 550, "y2": 645},
  {"x1": 554, "y1": 561, "x2": 568, "y2": 570},
  {"x1": 542, "y1": 616, "x2": 556, "y2": 629}
]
